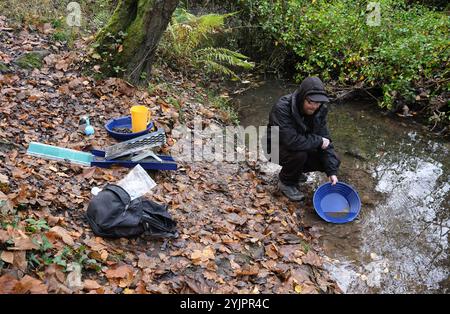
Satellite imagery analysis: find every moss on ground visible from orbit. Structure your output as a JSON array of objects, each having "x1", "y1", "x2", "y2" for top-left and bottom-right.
[
  {"x1": 0, "y1": 62, "x2": 10, "y2": 73},
  {"x1": 14, "y1": 52, "x2": 45, "y2": 69}
]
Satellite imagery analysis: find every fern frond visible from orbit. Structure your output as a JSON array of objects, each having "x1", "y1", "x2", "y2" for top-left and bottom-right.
[
  {"x1": 172, "y1": 8, "x2": 196, "y2": 24},
  {"x1": 159, "y1": 10, "x2": 253, "y2": 79},
  {"x1": 195, "y1": 47, "x2": 255, "y2": 70},
  {"x1": 199, "y1": 59, "x2": 240, "y2": 79},
  {"x1": 197, "y1": 14, "x2": 226, "y2": 30}
]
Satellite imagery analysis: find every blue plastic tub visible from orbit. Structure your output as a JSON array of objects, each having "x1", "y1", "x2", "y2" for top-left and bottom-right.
[
  {"x1": 105, "y1": 116, "x2": 154, "y2": 141},
  {"x1": 313, "y1": 182, "x2": 361, "y2": 223}
]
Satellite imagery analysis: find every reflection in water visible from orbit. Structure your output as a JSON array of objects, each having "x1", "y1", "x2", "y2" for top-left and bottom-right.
[
  {"x1": 359, "y1": 155, "x2": 449, "y2": 293},
  {"x1": 235, "y1": 81, "x2": 450, "y2": 293}
]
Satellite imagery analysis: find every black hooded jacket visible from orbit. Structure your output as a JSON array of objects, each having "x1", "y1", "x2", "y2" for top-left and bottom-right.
[{"x1": 266, "y1": 77, "x2": 340, "y2": 176}]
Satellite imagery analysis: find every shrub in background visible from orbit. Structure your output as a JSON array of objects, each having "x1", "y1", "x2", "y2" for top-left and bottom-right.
[{"x1": 243, "y1": 0, "x2": 448, "y2": 125}]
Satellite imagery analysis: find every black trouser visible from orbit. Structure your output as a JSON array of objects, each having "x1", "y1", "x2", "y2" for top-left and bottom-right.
[{"x1": 277, "y1": 146, "x2": 327, "y2": 185}]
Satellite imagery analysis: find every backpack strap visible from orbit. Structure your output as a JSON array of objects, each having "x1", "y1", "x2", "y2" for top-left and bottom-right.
[{"x1": 139, "y1": 199, "x2": 177, "y2": 236}]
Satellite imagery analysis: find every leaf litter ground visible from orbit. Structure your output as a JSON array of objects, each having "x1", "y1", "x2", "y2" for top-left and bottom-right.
[{"x1": 0, "y1": 17, "x2": 340, "y2": 294}]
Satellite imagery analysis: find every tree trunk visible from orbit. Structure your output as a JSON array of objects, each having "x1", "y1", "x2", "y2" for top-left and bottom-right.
[{"x1": 96, "y1": 0, "x2": 179, "y2": 84}]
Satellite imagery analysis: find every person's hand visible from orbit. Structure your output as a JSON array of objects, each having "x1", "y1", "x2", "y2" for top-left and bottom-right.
[
  {"x1": 321, "y1": 137, "x2": 330, "y2": 149},
  {"x1": 329, "y1": 175, "x2": 338, "y2": 185}
]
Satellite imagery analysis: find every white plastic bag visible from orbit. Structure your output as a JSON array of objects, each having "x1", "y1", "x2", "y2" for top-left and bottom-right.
[{"x1": 116, "y1": 164, "x2": 156, "y2": 200}]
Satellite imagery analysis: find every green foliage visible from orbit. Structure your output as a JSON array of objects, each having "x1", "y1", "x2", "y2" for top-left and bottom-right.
[
  {"x1": 0, "y1": 62, "x2": 9, "y2": 73},
  {"x1": 25, "y1": 218, "x2": 50, "y2": 233},
  {"x1": 159, "y1": 8, "x2": 254, "y2": 79},
  {"x1": 90, "y1": 1, "x2": 112, "y2": 30},
  {"x1": 51, "y1": 18, "x2": 64, "y2": 29},
  {"x1": 15, "y1": 204, "x2": 28, "y2": 211},
  {"x1": 52, "y1": 28, "x2": 79, "y2": 49},
  {"x1": 195, "y1": 47, "x2": 254, "y2": 79},
  {"x1": 27, "y1": 252, "x2": 41, "y2": 267},
  {"x1": 0, "y1": 0, "x2": 114, "y2": 32},
  {"x1": 1, "y1": 214, "x2": 20, "y2": 229},
  {"x1": 246, "y1": 0, "x2": 449, "y2": 110},
  {"x1": 72, "y1": 245, "x2": 101, "y2": 271},
  {"x1": 52, "y1": 247, "x2": 70, "y2": 267},
  {"x1": 14, "y1": 52, "x2": 43, "y2": 69},
  {"x1": 1, "y1": 213, "x2": 104, "y2": 273},
  {"x1": 27, "y1": 242, "x2": 101, "y2": 272},
  {"x1": 167, "y1": 96, "x2": 186, "y2": 123},
  {"x1": 0, "y1": 0, "x2": 62, "y2": 25},
  {"x1": 52, "y1": 30, "x2": 69, "y2": 42},
  {"x1": 207, "y1": 90, "x2": 240, "y2": 125},
  {"x1": 301, "y1": 241, "x2": 310, "y2": 253},
  {"x1": 37, "y1": 234, "x2": 53, "y2": 252},
  {"x1": 428, "y1": 106, "x2": 450, "y2": 131},
  {"x1": 27, "y1": 235, "x2": 54, "y2": 269},
  {"x1": 90, "y1": 30, "x2": 127, "y2": 76}
]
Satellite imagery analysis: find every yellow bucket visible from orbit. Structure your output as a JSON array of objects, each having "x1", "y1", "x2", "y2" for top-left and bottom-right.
[{"x1": 130, "y1": 105, "x2": 151, "y2": 133}]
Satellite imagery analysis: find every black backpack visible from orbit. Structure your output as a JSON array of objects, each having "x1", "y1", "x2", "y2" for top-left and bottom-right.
[{"x1": 86, "y1": 184, "x2": 177, "y2": 238}]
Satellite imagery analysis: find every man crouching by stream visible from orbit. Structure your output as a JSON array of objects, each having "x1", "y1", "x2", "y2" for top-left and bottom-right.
[{"x1": 265, "y1": 77, "x2": 341, "y2": 201}]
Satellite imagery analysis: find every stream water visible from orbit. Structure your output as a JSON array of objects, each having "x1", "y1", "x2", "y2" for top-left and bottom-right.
[{"x1": 234, "y1": 80, "x2": 449, "y2": 294}]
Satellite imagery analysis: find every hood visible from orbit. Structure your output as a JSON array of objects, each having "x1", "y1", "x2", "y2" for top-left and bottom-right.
[
  {"x1": 294, "y1": 76, "x2": 328, "y2": 106},
  {"x1": 291, "y1": 76, "x2": 328, "y2": 117}
]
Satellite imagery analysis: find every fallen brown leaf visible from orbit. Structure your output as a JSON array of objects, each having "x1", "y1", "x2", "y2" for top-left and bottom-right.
[
  {"x1": 11, "y1": 168, "x2": 29, "y2": 179},
  {"x1": 163, "y1": 182, "x2": 173, "y2": 192},
  {"x1": 187, "y1": 171, "x2": 200, "y2": 180},
  {"x1": 11, "y1": 237, "x2": 39, "y2": 250},
  {"x1": 184, "y1": 275, "x2": 212, "y2": 294},
  {"x1": 0, "y1": 229, "x2": 10, "y2": 242},
  {"x1": 79, "y1": 167, "x2": 96, "y2": 179},
  {"x1": 0, "y1": 250, "x2": 14, "y2": 264},
  {"x1": 301, "y1": 251, "x2": 322, "y2": 267},
  {"x1": 137, "y1": 253, "x2": 156, "y2": 269},
  {"x1": 135, "y1": 281, "x2": 148, "y2": 294},
  {"x1": 100, "y1": 249, "x2": 109, "y2": 261},
  {"x1": 190, "y1": 246, "x2": 215, "y2": 266},
  {"x1": 279, "y1": 244, "x2": 302, "y2": 260},
  {"x1": 225, "y1": 213, "x2": 247, "y2": 225},
  {"x1": 45, "y1": 264, "x2": 66, "y2": 283},
  {"x1": 13, "y1": 251, "x2": 27, "y2": 271},
  {"x1": 265, "y1": 244, "x2": 279, "y2": 259},
  {"x1": 50, "y1": 226, "x2": 74, "y2": 246},
  {"x1": 105, "y1": 264, "x2": 134, "y2": 288},
  {"x1": 0, "y1": 274, "x2": 19, "y2": 293},
  {"x1": 236, "y1": 264, "x2": 259, "y2": 276},
  {"x1": 84, "y1": 237, "x2": 107, "y2": 251},
  {"x1": 17, "y1": 275, "x2": 48, "y2": 294},
  {"x1": 84, "y1": 279, "x2": 101, "y2": 291}
]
